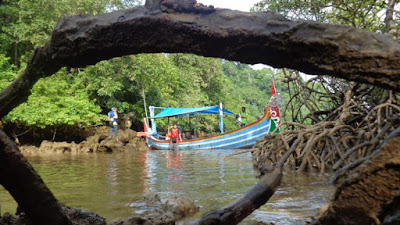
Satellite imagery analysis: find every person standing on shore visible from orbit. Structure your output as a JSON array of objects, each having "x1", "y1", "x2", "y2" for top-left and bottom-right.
[{"x1": 108, "y1": 107, "x2": 119, "y2": 142}]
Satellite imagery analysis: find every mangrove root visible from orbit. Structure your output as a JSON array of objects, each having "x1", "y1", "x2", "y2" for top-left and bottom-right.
[{"x1": 252, "y1": 74, "x2": 400, "y2": 176}]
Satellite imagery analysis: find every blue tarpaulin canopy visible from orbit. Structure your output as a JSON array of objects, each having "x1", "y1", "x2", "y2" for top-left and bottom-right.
[{"x1": 152, "y1": 106, "x2": 235, "y2": 119}]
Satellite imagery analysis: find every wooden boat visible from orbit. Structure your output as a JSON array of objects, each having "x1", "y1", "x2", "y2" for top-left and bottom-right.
[{"x1": 144, "y1": 105, "x2": 277, "y2": 150}]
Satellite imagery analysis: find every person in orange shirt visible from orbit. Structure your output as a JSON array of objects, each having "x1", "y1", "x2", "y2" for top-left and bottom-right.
[{"x1": 167, "y1": 123, "x2": 182, "y2": 150}]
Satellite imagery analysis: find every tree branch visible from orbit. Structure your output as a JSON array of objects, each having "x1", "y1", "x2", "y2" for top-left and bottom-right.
[
  {"x1": 0, "y1": 130, "x2": 72, "y2": 225},
  {"x1": 1, "y1": 5, "x2": 400, "y2": 118},
  {"x1": 194, "y1": 167, "x2": 282, "y2": 225}
]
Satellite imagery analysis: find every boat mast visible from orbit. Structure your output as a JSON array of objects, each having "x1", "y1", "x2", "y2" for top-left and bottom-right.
[
  {"x1": 219, "y1": 102, "x2": 224, "y2": 134},
  {"x1": 142, "y1": 89, "x2": 150, "y2": 126},
  {"x1": 149, "y1": 106, "x2": 157, "y2": 134}
]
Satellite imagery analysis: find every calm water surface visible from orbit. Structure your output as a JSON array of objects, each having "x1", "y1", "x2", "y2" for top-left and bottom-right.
[{"x1": 0, "y1": 150, "x2": 334, "y2": 224}]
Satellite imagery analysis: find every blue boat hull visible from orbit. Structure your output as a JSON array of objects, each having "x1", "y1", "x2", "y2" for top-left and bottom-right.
[{"x1": 146, "y1": 113, "x2": 275, "y2": 150}]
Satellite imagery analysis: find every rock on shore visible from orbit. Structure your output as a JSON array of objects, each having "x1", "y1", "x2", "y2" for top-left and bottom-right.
[{"x1": 19, "y1": 126, "x2": 148, "y2": 154}]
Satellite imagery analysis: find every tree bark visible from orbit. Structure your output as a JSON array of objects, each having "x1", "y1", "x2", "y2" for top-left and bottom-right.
[
  {"x1": 0, "y1": 130, "x2": 72, "y2": 225},
  {"x1": 378, "y1": 191, "x2": 400, "y2": 225},
  {"x1": 317, "y1": 128, "x2": 400, "y2": 225},
  {"x1": 384, "y1": 0, "x2": 397, "y2": 40},
  {"x1": 1, "y1": 5, "x2": 400, "y2": 118},
  {"x1": 144, "y1": 0, "x2": 161, "y2": 11}
]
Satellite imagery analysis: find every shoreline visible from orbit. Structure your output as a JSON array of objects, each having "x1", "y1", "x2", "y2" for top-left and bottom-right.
[{"x1": 17, "y1": 126, "x2": 148, "y2": 154}]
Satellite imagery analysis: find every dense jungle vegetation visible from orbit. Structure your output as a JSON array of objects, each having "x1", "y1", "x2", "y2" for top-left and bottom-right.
[{"x1": 0, "y1": 0, "x2": 293, "y2": 136}]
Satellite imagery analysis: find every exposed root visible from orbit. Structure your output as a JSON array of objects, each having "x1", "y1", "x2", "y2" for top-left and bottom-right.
[{"x1": 252, "y1": 72, "x2": 400, "y2": 179}]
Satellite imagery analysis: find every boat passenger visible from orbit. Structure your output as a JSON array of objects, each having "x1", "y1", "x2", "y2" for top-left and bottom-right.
[
  {"x1": 239, "y1": 107, "x2": 248, "y2": 127},
  {"x1": 166, "y1": 132, "x2": 172, "y2": 141},
  {"x1": 168, "y1": 123, "x2": 182, "y2": 150},
  {"x1": 236, "y1": 114, "x2": 242, "y2": 126}
]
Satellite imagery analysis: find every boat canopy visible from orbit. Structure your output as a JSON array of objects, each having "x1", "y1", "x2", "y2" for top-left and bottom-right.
[{"x1": 152, "y1": 106, "x2": 235, "y2": 119}]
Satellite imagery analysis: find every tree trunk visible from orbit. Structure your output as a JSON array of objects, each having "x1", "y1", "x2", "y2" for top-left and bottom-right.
[
  {"x1": 384, "y1": 0, "x2": 398, "y2": 40},
  {"x1": 144, "y1": 0, "x2": 161, "y2": 11},
  {"x1": 0, "y1": 130, "x2": 72, "y2": 225},
  {"x1": 377, "y1": 191, "x2": 400, "y2": 225},
  {"x1": 317, "y1": 128, "x2": 400, "y2": 225},
  {"x1": 195, "y1": 167, "x2": 282, "y2": 225}
]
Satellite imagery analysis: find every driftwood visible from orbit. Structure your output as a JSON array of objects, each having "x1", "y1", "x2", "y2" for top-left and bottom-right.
[
  {"x1": 1, "y1": 2, "x2": 400, "y2": 118},
  {"x1": 193, "y1": 167, "x2": 282, "y2": 225},
  {"x1": 0, "y1": 130, "x2": 72, "y2": 225}
]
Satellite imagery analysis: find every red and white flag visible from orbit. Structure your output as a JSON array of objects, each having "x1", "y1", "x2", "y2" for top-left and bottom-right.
[{"x1": 270, "y1": 79, "x2": 281, "y2": 127}]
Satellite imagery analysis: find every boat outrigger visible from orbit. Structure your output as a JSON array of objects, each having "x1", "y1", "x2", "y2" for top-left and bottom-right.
[{"x1": 143, "y1": 104, "x2": 277, "y2": 150}]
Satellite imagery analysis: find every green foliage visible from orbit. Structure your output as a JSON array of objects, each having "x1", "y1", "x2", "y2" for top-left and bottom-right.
[
  {"x1": 74, "y1": 53, "x2": 254, "y2": 133},
  {"x1": 4, "y1": 71, "x2": 104, "y2": 128},
  {"x1": 0, "y1": 55, "x2": 18, "y2": 91},
  {"x1": 252, "y1": 0, "x2": 389, "y2": 32},
  {"x1": 221, "y1": 61, "x2": 286, "y2": 122},
  {"x1": 0, "y1": 0, "x2": 141, "y2": 66}
]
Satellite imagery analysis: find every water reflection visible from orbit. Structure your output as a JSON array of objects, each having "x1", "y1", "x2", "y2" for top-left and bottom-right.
[
  {"x1": 107, "y1": 158, "x2": 118, "y2": 195},
  {"x1": 166, "y1": 151, "x2": 184, "y2": 189},
  {"x1": 0, "y1": 150, "x2": 334, "y2": 224},
  {"x1": 219, "y1": 157, "x2": 226, "y2": 184}
]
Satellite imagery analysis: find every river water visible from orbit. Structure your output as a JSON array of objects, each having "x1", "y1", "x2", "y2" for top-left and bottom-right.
[{"x1": 0, "y1": 150, "x2": 335, "y2": 224}]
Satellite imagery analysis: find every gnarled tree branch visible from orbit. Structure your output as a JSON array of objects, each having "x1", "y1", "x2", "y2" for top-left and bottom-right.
[
  {"x1": 194, "y1": 167, "x2": 282, "y2": 225},
  {"x1": 1, "y1": 5, "x2": 400, "y2": 118},
  {"x1": 0, "y1": 130, "x2": 72, "y2": 225}
]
